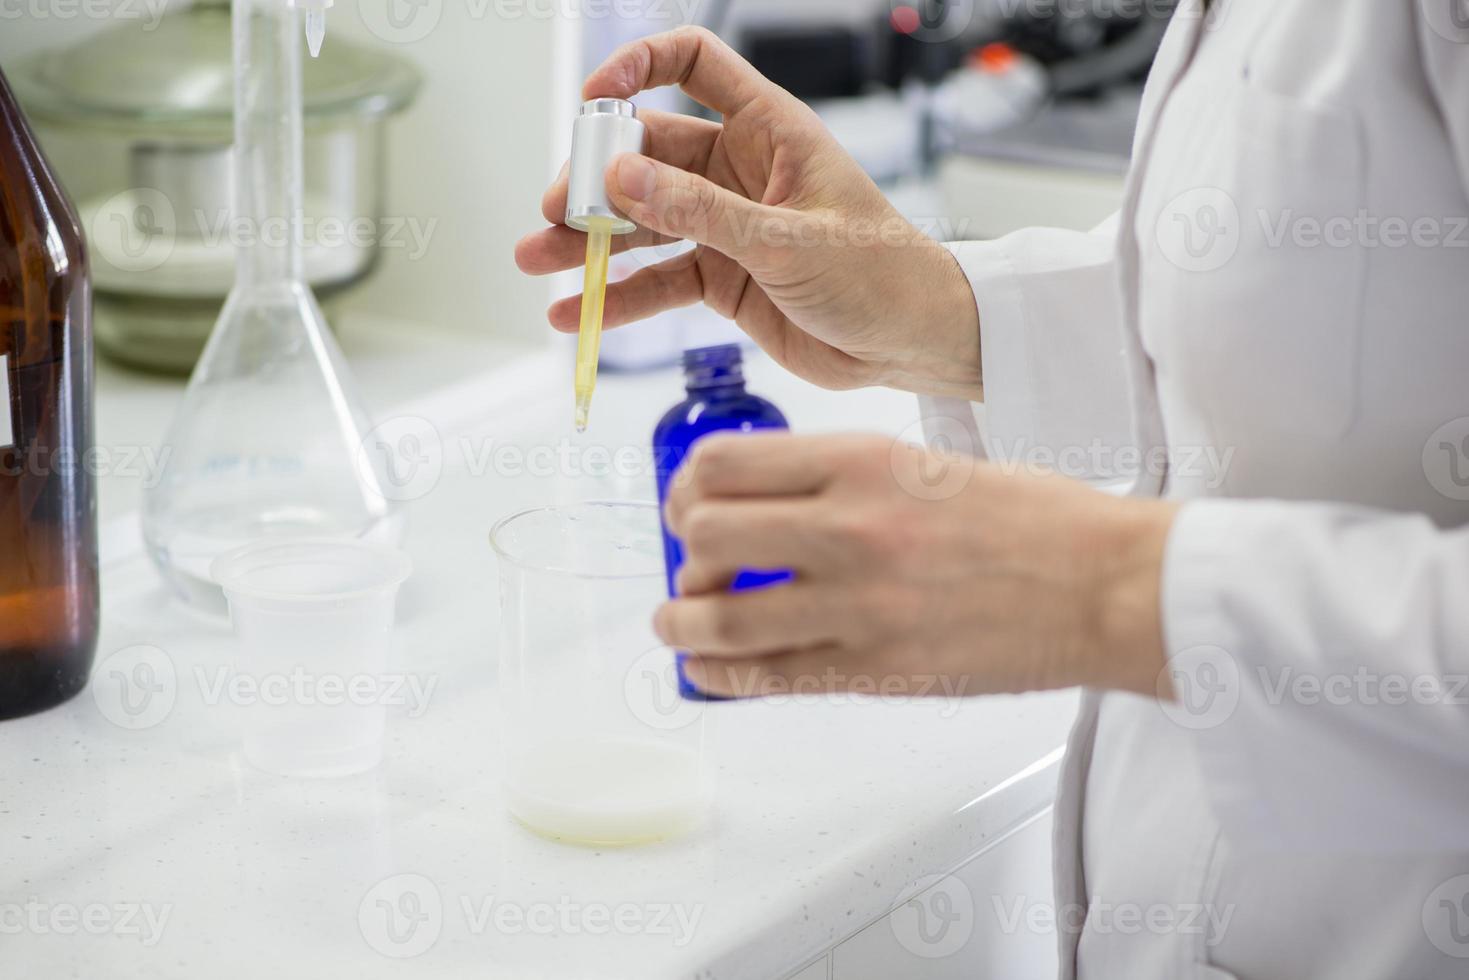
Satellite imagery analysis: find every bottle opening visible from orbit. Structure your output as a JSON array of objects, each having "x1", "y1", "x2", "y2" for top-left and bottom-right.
[{"x1": 682, "y1": 344, "x2": 746, "y2": 390}]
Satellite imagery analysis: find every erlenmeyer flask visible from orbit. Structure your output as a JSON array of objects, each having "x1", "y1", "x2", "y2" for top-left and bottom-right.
[{"x1": 143, "y1": 0, "x2": 401, "y2": 612}]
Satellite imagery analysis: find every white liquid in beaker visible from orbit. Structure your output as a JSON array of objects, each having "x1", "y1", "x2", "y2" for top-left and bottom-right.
[{"x1": 506, "y1": 738, "x2": 711, "y2": 845}]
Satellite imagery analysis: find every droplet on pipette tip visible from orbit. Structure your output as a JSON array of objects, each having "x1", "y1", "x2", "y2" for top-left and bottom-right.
[
  {"x1": 305, "y1": 8, "x2": 326, "y2": 58},
  {"x1": 575, "y1": 393, "x2": 592, "y2": 434}
]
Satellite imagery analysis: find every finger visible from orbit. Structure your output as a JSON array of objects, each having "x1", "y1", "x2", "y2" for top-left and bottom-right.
[
  {"x1": 641, "y1": 109, "x2": 723, "y2": 178},
  {"x1": 682, "y1": 646, "x2": 851, "y2": 700},
  {"x1": 654, "y1": 586, "x2": 841, "y2": 656},
  {"x1": 547, "y1": 256, "x2": 704, "y2": 332},
  {"x1": 675, "y1": 562, "x2": 794, "y2": 598},
  {"x1": 540, "y1": 109, "x2": 723, "y2": 228},
  {"x1": 584, "y1": 26, "x2": 791, "y2": 119},
  {"x1": 669, "y1": 500, "x2": 823, "y2": 587},
  {"x1": 607, "y1": 154, "x2": 786, "y2": 266},
  {"x1": 515, "y1": 223, "x2": 679, "y2": 278},
  {"x1": 540, "y1": 160, "x2": 570, "y2": 226},
  {"x1": 665, "y1": 434, "x2": 837, "y2": 529}
]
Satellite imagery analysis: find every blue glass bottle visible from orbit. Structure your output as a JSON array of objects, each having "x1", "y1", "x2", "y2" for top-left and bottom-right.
[{"x1": 654, "y1": 345, "x2": 792, "y2": 699}]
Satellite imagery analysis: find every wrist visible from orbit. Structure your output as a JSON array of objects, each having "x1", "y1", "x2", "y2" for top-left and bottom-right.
[
  {"x1": 877, "y1": 238, "x2": 984, "y2": 401},
  {"x1": 1090, "y1": 499, "x2": 1180, "y2": 697}
]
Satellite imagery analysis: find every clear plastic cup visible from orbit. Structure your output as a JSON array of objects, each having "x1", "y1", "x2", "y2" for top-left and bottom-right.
[
  {"x1": 212, "y1": 539, "x2": 413, "y2": 778},
  {"x1": 490, "y1": 502, "x2": 712, "y2": 845}
]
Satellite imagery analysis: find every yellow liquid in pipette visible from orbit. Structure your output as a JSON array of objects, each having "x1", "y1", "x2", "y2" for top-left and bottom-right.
[{"x1": 574, "y1": 217, "x2": 616, "y2": 432}]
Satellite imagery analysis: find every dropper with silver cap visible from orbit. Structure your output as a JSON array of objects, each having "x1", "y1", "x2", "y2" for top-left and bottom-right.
[{"x1": 565, "y1": 98, "x2": 648, "y2": 432}]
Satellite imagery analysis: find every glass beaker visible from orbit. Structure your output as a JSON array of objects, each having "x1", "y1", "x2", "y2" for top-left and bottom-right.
[
  {"x1": 213, "y1": 538, "x2": 412, "y2": 778},
  {"x1": 490, "y1": 502, "x2": 713, "y2": 846}
]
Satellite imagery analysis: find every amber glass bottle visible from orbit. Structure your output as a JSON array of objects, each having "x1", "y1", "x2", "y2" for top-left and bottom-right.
[{"x1": 0, "y1": 66, "x2": 98, "y2": 720}]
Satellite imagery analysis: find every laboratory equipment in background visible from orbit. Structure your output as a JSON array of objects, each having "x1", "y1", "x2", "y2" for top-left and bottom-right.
[
  {"x1": 928, "y1": 42, "x2": 1048, "y2": 153},
  {"x1": 143, "y1": 0, "x2": 402, "y2": 613},
  {"x1": 733, "y1": 4, "x2": 967, "y2": 180},
  {"x1": 8, "y1": 0, "x2": 420, "y2": 374},
  {"x1": 743, "y1": 24, "x2": 872, "y2": 100},
  {"x1": 565, "y1": 98, "x2": 648, "y2": 431},
  {"x1": 0, "y1": 66, "x2": 98, "y2": 721},
  {"x1": 491, "y1": 502, "x2": 714, "y2": 845},
  {"x1": 979, "y1": 0, "x2": 1172, "y2": 98},
  {"x1": 731, "y1": 0, "x2": 1172, "y2": 101},
  {"x1": 654, "y1": 345, "x2": 790, "y2": 699},
  {"x1": 929, "y1": 0, "x2": 1169, "y2": 174},
  {"x1": 723, "y1": 1, "x2": 1170, "y2": 189},
  {"x1": 213, "y1": 539, "x2": 411, "y2": 776}
]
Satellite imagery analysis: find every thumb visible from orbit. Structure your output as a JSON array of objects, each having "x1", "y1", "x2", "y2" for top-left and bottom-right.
[{"x1": 607, "y1": 154, "x2": 776, "y2": 264}]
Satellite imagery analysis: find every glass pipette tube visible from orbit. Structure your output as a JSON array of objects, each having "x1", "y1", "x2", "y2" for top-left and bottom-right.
[
  {"x1": 290, "y1": 0, "x2": 333, "y2": 59},
  {"x1": 574, "y1": 217, "x2": 615, "y2": 433}
]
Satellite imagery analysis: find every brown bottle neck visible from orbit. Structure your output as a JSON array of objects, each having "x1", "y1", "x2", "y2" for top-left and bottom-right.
[
  {"x1": 0, "y1": 64, "x2": 89, "y2": 369},
  {"x1": 0, "y1": 65, "x2": 87, "y2": 263}
]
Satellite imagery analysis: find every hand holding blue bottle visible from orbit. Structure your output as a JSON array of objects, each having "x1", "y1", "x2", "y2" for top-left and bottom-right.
[{"x1": 655, "y1": 433, "x2": 1178, "y2": 702}]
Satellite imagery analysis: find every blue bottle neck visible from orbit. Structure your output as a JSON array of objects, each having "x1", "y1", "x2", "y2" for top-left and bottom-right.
[
  {"x1": 682, "y1": 345, "x2": 747, "y2": 397},
  {"x1": 685, "y1": 366, "x2": 747, "y2": 398}
]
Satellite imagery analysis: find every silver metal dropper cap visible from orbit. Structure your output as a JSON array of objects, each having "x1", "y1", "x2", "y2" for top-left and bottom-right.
[{"x1": 566, "y1": 98, "x2": 647, "y2": 236}]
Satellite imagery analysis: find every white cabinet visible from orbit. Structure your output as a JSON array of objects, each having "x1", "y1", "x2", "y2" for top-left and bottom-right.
[
  {"x1": 787, "y1": 957, "x2": 833, "y2": 980},
  {"x1": 829, "y1": 808, "x2": 1058, "y2": 980}
]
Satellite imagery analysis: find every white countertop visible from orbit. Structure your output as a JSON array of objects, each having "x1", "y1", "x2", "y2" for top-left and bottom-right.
[{"x1": 2, "y1": 322, "x2": 1078, "y2": 979}]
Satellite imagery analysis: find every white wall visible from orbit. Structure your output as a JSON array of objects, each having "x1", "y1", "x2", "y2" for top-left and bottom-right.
[{"x1": 324, "y1": 4, "x2": 574, "y2": 345}]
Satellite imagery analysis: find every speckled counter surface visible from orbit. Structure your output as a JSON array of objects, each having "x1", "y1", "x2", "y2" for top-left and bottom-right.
[{"x1": 1, "y1": 348, "x2": 1078, "y2": 979}]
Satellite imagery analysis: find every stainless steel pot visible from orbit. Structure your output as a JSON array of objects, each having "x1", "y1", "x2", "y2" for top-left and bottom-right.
[{"x1": 12, "y1": 0, "x2": 420, "y2": 374}]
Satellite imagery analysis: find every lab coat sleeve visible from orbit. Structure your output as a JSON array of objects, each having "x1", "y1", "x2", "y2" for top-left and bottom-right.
[
  {"x1": 920, "y1": 220, "x2": 1135, "y2": 483},
  {"x1": 1163, "y1": 498, "x2": 1469, "y2": 852}
]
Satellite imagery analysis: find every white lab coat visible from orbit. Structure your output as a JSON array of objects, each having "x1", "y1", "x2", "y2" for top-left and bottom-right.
[{"x1": 923, "y1": 0, "x2": 1469, "y2": 976}]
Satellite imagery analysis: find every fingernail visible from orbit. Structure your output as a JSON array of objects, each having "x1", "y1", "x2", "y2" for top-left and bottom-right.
[
  {"x1": 616, "y1": 155, "x2": 657, "y2": 202},
  {"x1": 679, "y1": 654, "x2": 709, "y2": 698},
  {"x1": 653, "y1": 602, "x2": 673, "y2": 643}
]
